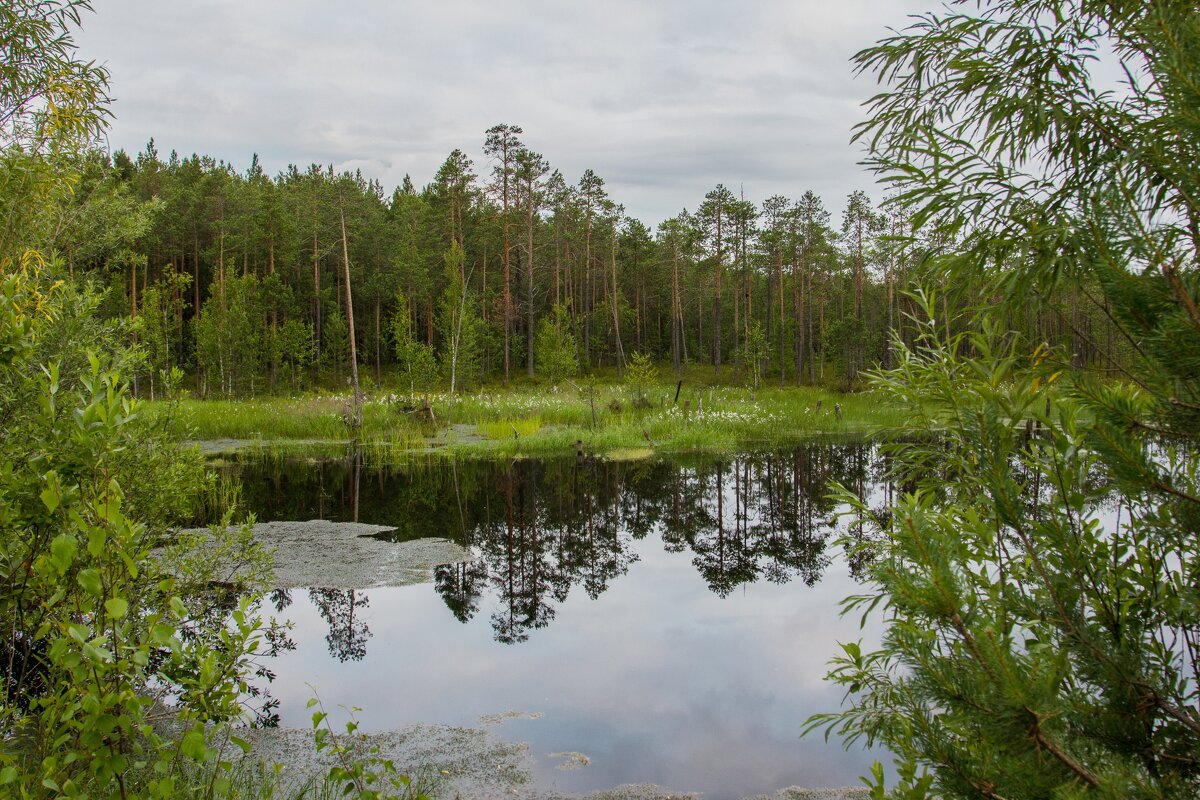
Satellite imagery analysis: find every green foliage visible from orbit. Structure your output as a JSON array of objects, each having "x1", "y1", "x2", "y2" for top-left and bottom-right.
[
  {"x1": 741, "y1": 320, "x2": 770, "y2": 391},
  {"x1": 136, "y1": 265, "x2": 190, "y2": 399},
  {"x1": 822, "y1": 315, "x2": 867, "y2": 389},
  {"x1": 0, "y1": 264, "x2": 272, "y2": 798},
  {"x1": 55, "y1": 165, "x2": 162, "y2": 280},
  {"x1": 320, "y1": 307, "x2": 349, "y2": 379},
  {"x1": 810, "y1": 3, "x2": 1200, "y2": 797},
  {"x1": 813, "y1": 303, "x2": 1200, "y2": 798},
  {"x1": 0, "y1": 8, "x2": 428, "y2": 796},
  {"x1": 436, "y1": 242, "x2": 482, "y2": 393},
  {"x1": 0, "y1": 0, "x2": 110, "y2": 258},
  {"x1": 590, "y1": 294, "x2": 634, "y2": 369},
  {"x1": 399, "y1": 338, "x2": 438, "y2": 402},
  {"x1": 624, "y1": 350, "x2": 657, "y2": 408},
  {"x1": 534, "y1": 304, "x2": 577, "y2": 388},
  {"x1": 194, "y1": 275, "x2": 266, "y2": 398},
  {"x1": 392, "y1": 289, "x2": 438, "y2": 401},
  {"x1": 272, "y1": 317, "x2": 315, "y2": 394}
]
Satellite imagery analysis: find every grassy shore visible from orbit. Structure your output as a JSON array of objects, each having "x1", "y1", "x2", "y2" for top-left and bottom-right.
[{"x1": 151, "y1": 378, "x2": 906, "y2": 460}]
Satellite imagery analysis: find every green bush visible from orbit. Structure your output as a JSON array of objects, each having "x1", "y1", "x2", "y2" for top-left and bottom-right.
[
  {"x1": 0, "y1": 264, "x2": 273, "y2": 798},
  {"x1": 533, "y1": 304, "x2": 578, "y2": 388},
  {"x1": 624, "y1": 351, "x2": 657, "y2": 409}
]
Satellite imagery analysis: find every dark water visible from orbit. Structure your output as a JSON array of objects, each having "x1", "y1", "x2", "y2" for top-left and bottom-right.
[{"x1": 227, "y1": 447, "x2": 893, "y2": 798}]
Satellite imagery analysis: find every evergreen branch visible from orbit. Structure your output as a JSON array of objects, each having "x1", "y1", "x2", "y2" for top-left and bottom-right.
[
  {"x1": 1025, "y1": 708, "x2": 1101, "y2": 789},
  {"x1": 1161, "y1": 260, "x2": 1200, "y2": 335}
]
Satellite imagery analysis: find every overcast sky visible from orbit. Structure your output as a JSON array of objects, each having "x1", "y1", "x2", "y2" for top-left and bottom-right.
[{"x1": 76, "y1": 1, "x2": 934, "y2": 226}]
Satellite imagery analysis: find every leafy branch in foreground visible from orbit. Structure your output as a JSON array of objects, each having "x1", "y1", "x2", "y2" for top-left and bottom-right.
[
  {"x1": 811, "y1": 301, "x2": 1199, "y2": 798},
  {"x1": 0, "y1": 263, "x2": 274, "y2": 798},
  {"x1": 810, "y1": 2, "x2": 1200, "y2": 797}
]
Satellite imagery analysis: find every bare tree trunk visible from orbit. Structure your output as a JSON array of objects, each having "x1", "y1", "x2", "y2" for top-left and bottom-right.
[
  {"x1": 554, "y1": 225, "x2": 561, "y2": 308},
  {"x1": 503, "y1": 229, "x2": 511, "y2": 383},
  {"x1": 502, "y1": 171, "x2": 512, "y2": 383},
  {"x1": 313, "y1": 225, "x2": 321, "y2": 366},
  {"x1": 733, "y1": 257, "x2": 741, "y2": 378},
  {"x1": 819, "y1": 287, "x2": 826, "y2": 382},
  {"x1": 426, "y1": 296, "x2": 434, "y2": 346},
  {"x1": 778, "y1": 248, "x2": 786, "y2": 386},
  {"x1": 611, "y1": 228, "x2": 625, "y2": 379},
  {"x1": 584, "y1": 211, "x2": 592, "y2": 367},
  {"x1": 193, "y1": 233, "x2": 200, "y2": 320},
  {"x1": 635, "y1": 284, "x2": 642, "y2": 353},
  {"x1": 218, "y1": 229, "x2": 226, "y2": 310},
  {"x1": 714, "y1": 209, "x2": 723, "y2": 375},
  {"x1": 793, "y1": 247, "x2": 804, "y2": 386},
  {"x1": 526, "y1": 184, "x2": 536, "y2": 378},
  {"x1": 269, "y1": 237, "x2": 278, "y2": 391},
  {"x1": 671, "y1": 238, "x2": 682, "y2": 377},
  {"x1": 340, "y1": 206, "x2": 361, "y2": 427}
]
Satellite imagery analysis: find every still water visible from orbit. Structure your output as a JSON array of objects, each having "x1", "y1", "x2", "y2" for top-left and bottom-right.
[{"x1": 226, "y1": 446, "x2": 892, "y2": 798}]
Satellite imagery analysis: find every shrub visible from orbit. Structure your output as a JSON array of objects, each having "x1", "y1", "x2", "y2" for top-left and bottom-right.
[
  {"x1": 625, "y1": 351, "x2": 657, "y2": 409},
  {"x1": 534, "y1": 304, "x2": 578, "y2": 388},
  {"x1": 0, "y1": 263, "x2": 273, "y2": 797}
]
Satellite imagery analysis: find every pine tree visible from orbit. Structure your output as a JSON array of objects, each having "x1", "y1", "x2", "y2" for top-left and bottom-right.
[{"x1": 809, "y1": 4, "x2": 1200, "y2": 798}]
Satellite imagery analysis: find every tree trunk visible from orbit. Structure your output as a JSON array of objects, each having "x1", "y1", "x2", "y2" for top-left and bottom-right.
[
  {"x1": 671, "y1": 238, "x2": 682, "y2": 377},
  {"x1": 313, "y1": 225, "x2": 321, "y2": 366},
  {"x1": 583, "y1": 211, "x2": 592, "y2": 367},
  {"x1": 526, "y1": 182, "x2": 536, "y2": 378},
  {"x1": 218, "y1": 229, "x2": 226, "y2": 310},
  {"x1": 714, "y1": 209, "x2": 723, "y2": 375},
  {"x1": 733, "y1": 261, "x2": 741, "y2": 378},
  {"x1": 193, "y1": 233, "x2": 200, "y2": 320},
  {"x1": 778, "y1": 247, "x2": 787, "y2": 386},
  {"x1": 269, "y1": 237, "x2": 278, "y2": 391},
  {"x1": 340, "y1": 206, "x2": 361, "y2": 427},
  {"x1": 611, "y1": 229, "x2": 625, "y2": 380}
]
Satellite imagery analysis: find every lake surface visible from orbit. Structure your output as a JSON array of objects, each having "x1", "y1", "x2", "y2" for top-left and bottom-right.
[{"x1": 225, "y1": 446, "x2": 892, "y2": 798}]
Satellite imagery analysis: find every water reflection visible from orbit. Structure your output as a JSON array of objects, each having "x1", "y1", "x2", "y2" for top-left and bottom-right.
[
  {"x1": 231, "y1": 445, "x2": 885, "y2": 653},
  {"x1": 308, "y1": 588, "x2": 371, "y2": 662},
  {"x1": 228, "y1": 445, "x2": 897, "y2": 797}
]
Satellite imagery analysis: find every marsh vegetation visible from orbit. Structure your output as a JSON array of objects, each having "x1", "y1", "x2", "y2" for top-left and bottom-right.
[{"x1": 166, "y1": 380, "x2": 905, "y2": 459}]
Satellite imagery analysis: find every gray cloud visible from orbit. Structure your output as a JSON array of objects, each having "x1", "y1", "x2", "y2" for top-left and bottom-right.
[{"x1": 78, "y1": 0, "x2": 931, "y2": 223}]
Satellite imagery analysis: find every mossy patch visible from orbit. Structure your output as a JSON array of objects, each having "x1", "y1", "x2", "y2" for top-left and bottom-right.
[
  {"x1": 184, "y1": 520, "x2": 471, "y2": 589},
  {"x1": 245, "y1": 723, "x2": 531, "y2": 798},
  {"x1": 602, "y1": 447, "x2": 654, "y2": 462}
]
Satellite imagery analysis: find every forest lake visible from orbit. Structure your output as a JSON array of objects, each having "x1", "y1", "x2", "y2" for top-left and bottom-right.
[{"x1": 208, "y1": 444, "x2": 892, "y2": 800}]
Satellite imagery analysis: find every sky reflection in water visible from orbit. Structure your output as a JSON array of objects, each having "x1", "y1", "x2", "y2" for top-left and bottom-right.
[{"x1": 231, "y1": 447, "x2": 890, "y2": 798}]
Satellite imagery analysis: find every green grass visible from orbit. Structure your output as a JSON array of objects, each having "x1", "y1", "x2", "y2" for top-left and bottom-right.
[
  {"x1": 149, "y1": 378, "x2": 907, "y2": 462},
  {"x1": 475, "y1": 416, "x2": 545, "y2": 440}
]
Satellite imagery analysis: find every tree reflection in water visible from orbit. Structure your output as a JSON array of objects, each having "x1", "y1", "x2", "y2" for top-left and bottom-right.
[
  {"x1": 307, "y1": 588, "x2": 371, "y2": 662},
  {"x1": 428, "y1": 445, "x2": 875, "y2": 644},
  {"x1": 229, "y1": 445, "x2": 886, "y2": 655}
]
